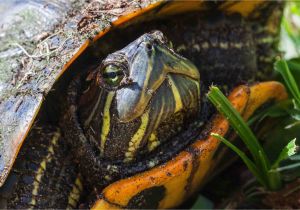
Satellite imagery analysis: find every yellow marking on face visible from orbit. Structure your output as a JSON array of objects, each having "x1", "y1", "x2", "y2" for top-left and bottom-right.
[
  {"x1": 100, "y1": 92, "x2": 115, "y2": 155},
  {"x1": 168, "y1": 75, "x2": 183, "y2": 113},
  {"x1": 193, "y1": 78, "x2": 201, "y2": 107},
  {"x1": 178, "y1": 78, "x2": 197, "y2": 110},
  {"x1": 154, "y1": 97, "x2": 165, "y2": 129},
  {"x1": 182, "y1": 78, "x2": 200, "y2": 110},
  {"x1": 29, "y1": 132, "x2": 60, "y2": 209},
  {"x1": 136, "y1": 49, "x2": 155, "y2": 113},
  {"x1": 145, "y1": 94, "x2": 164, "y2": 153},
  {"x1": 125, "y1": 110, "x2": 150, "y2": 162},
  {"x1": 66, "y1": 175, "x2": 83, "y2": 209},
  {"x1": 179, "y1": 61, "x2": 198, "y2": 79}
]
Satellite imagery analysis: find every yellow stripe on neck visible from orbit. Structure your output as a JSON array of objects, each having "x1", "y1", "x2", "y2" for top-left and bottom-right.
[
  {"x1": 125, "y1": 110, "x2": 150, "y2": 162},
  {"x1": 66, "y1": 175, "x2": 83, "y2": 209},
  {"x1": 147, "y1": 132, "x2": 160, "y2": 152},
  {"x1": 100, "y1": 92, "x2": 115, "y2": 155},
  {"x1": 29, "y1": 131, "x2": 60, "y2": 209}
]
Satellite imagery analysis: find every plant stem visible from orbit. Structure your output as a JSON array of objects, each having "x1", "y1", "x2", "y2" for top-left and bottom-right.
[
  {"x1": 268, "y1": 171, "x2": 282, "y2": 190},
  {"x1": 275, "y1": 60, "x2": 300, "y2": 108}
]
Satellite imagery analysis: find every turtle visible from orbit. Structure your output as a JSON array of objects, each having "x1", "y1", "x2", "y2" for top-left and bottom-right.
[{"x1": 0, "y1": 0, "x2": 288, "y2": 209}]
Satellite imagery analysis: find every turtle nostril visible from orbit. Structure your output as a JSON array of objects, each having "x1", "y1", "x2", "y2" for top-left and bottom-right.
[{"x1": 146, "y1": 43, "x2": 153, "y2": 51}]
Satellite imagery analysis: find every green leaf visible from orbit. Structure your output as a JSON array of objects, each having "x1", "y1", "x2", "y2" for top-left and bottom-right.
[
  {"x1": 274, "y1": 162, "x2": 300, "y2": 172},
  {"x1": 272, "y1": 139, "x2": 297, "y2": 169},
  {"x1": 207, "y1": 86, "x2": 270, "y2": 171},
  {"x1": 287, "y1": 58, "x2": 300, "y2": 76},
  {"x1": 258, "y1": 150, "x2": 270, "y2": 176},
  {"x1": 290, "y1": 154, "x2": 300, "y2": 161},
  {"x1": 211, "y1": 133, "x2": 266, "y2": 187},
  {"x1": 275, "y1": 60, "x2": 300, "y2": 108}
]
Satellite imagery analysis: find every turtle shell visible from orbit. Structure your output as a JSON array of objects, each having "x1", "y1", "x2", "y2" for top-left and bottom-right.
[{"x1": 0, "y1": 0, "x2": 283, "y2": 197}]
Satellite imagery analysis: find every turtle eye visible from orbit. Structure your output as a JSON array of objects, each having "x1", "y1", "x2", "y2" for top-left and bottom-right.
[{"x1": 102, "y1": 65, "x2": 124, "y2": 87}]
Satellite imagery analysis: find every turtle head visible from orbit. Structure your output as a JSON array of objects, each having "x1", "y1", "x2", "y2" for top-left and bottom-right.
[
  {"x1": 97, "y1": 31, "x2": 200, "y2": 122},
  {"x1": 79, "y1": 31, "x2": 201, "y2": 162}
]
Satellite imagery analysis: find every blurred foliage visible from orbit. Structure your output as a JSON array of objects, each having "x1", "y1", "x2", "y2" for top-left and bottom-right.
[
  {"x1": 191, "y1": 195, "x2": 213, "y2": 209},
  {"x1": 280, "y1": 1, "x2": 300, "y2": 58}
]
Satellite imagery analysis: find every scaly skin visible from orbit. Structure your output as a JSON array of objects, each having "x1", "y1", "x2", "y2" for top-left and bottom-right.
[{"x1": 0, "y1": 126, "x2": 83, "y2": 209}]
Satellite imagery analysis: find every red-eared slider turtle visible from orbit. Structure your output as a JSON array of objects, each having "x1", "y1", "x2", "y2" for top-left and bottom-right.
[{"x1": 0, "y1": 1, "x2": 287, "y2": 209}]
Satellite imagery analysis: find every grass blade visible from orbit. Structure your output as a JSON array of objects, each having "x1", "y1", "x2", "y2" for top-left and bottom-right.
[
  {"x1": 273, "y1": 162, "x2": 300, "y2": 172},
  {"x1": 207, "y1": 86, "x2": 269, "y2": 169},
  {"x1": 211, "y1": 133, "x2": 266, "y2": 187},
  {"x1": 275, "y1": 60, "x2": 300, "y2": 108}
]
